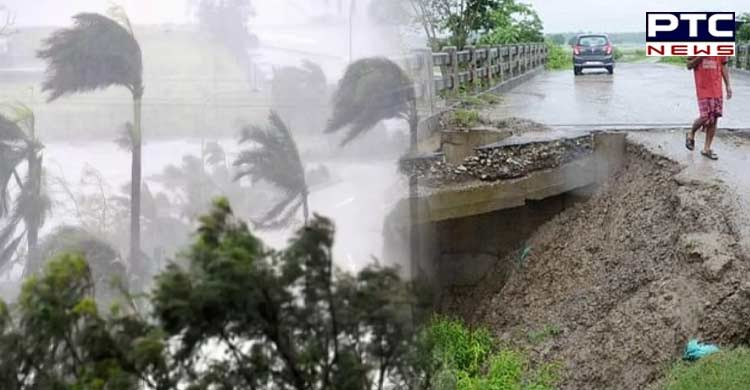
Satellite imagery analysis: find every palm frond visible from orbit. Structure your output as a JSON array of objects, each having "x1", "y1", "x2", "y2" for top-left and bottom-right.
[
  {"x1": 0, "y1": 234, "x2": 24, "y2": 271},
  {"x1": 234, "y1": 110, "x2": 309, "y2": 230},
  {"x1": 0, "y1": 113, "x2": 28, "y2": 142},
  {"x1": 2, "y1": 102, "x2": 35, "y2": 137},
  {"x1": 326, "y1": 57, "x2": 415, "y2": 145},
  {"x1": 0, "y1": 194, "x2": 25, "y2": 270},
  {"x1": 114, "y1": 122, "x2": 135, "y2": 151},
  {"x1": 203, "y1": 141, "x2": 226, "y2": 167},
  {"x1": 37, "y1": 12, "x2": 143, "y2": 101},
  {"x1": 106, "y1": 3, "x2": 135, "y2": 36},
  {"x1": 0, "y1": 114, "x2": 28, "y2": 217},
  {"x1": 16, "y1": 160, "x2": 51, "y2": 233},
  {"x1": 250, "y1": 192, "x2": 303, "y2": 230},
  {"x1": 234, "y1": 111, "x2": 307, "y2": 193}
]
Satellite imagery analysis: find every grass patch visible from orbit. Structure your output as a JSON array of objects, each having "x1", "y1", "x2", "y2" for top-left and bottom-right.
[
  {"x1": 448, "y1": 109, "x2": 482, "y2": 129},
  {"x1": 665, "y1": 348, "x2": 750, "y2": 390},
  {"x1": 546, "y1": 42, "x2": 572, "y2": 70},
  {"x1": 528, "y1": 324, "x2": 562, "y2": 345},
  {"x1": 456, "y1": 92, "x2": 502, "y2": 109},
  {"x1": 427, "y1": 316, "x2": 559, "y2": 390},
  {"x1": 659, "y1": 56, "x2": 688, "y2": 66},
  {"x1": 617, "y1": 47, "x2": 648, "y2": 63}
]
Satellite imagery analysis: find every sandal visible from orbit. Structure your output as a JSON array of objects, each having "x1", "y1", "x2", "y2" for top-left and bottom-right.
[
  {"x1": 701, "y1": 149, "x2": 718, "y2": 160},
  {"x1": 685, "y1": 132, "x2": 695, "y2": 151}
]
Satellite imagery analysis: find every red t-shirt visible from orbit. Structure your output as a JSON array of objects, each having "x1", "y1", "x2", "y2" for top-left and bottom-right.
[{"x1": 694, "y1": 56, "x2": 728, "y2": 99}]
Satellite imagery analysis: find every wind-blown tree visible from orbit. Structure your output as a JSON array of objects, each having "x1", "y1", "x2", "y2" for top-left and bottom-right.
[
  {"x1": 326, "y1": 57, "x2": 421, "y2": 279},
  {"x1": 326, "y1": 57, "x2": 418, "y2": 148},
  {"x1": 0, "y1": 199, "x2": 420, "y2": 389},
  {"x1": 197, "y1": 0, "x2": 258, "y2": 78},
  {"x1": 234, "y1": 110, "x2": 310, "y2": 229},
  {"x1": 37, "y1": 8, "x2": 145, "y2": 274},
  {"x1": 271, "y1": 60, "x2": 328, "y2": 136},
  {"x1": 0, "y1": 107, "x2": 49, "y2": 275}
]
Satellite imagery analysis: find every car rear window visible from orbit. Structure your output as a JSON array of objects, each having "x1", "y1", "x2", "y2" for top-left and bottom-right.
[{"x1": 578, "y1": 36, "x2": 608, "y2": 46}]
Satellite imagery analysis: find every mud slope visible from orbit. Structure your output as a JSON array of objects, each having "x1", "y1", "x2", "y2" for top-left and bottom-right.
[{"x1": 443, "y1": 143, "x2": 750, "y2": 390}]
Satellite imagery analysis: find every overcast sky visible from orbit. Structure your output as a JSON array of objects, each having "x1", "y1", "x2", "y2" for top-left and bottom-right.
[{"x1": 2, "y1": 0, "x2": 748, "y2": 32}]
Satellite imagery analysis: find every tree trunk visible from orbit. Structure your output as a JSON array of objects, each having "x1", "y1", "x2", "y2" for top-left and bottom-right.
[
  {"x1": 24, "y1": 152, "x2": 42, "y2": 276},
  {"x1": 407, "y1": 101, "x2": 421, "y2": 284},
  {"x1": 302, "y1": 192, "x2": 310, "y2": 226},
  {"x1": 130, "y1": 96, "x2": 143, "y2": 277}
]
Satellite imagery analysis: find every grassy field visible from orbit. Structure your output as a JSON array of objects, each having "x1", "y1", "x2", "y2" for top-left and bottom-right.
[
  {"x1": 665, "y1": 348, "x2": 750, "y2": 390},
  {"x1": 546, "y1": 44, "x2": 649, "y2": 71},
  {"x1": 1, "y1": 26, "x2": 271, "y2": 141}
]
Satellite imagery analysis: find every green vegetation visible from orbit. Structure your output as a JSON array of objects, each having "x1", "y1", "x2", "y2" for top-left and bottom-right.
[
  {"x1": 0, "y1": 105, "x2": 48, "y2": 276},
  {"x1": 549, "y1": 32, "x2": 647, "y2": 46},
  {"x1": 0, "y1": 200, "x2": 417, "y2": 388},
  {"x1": 665, "y1": 348, "x2": 750, "y2": 390},
  {"x1": 659, "y1": 56, "x2": 688, "y2": 66},
  {"x1": 478, "y1": 2, "x2": 544, "y2": 45},
  {"x1": 617, "y1": 48, "x2": 647, "y2": 63},
  {"x1": 409, "y1": 0, "x2": 544, "y2": 50},
  {"x1": 527, "y1": 324, "x2": 562, "y2": 345},
  {"x1": 427, "y1": 317, "x2": 559, "y2": 390},
  {"x1": 449, "y1": 109, "x2": 482, "y2": 128},
  {"x1": 457, "y1": 92, "x2": 502, "y2": 109},
  {"x1": 738, "y1": 13, "x2": 750, "y2": 42},
  {"x1": 0, "y1": 199, "x2": 560, "y2": 389},
  {"x1": 545, "y1": 42, "x2": 572, "y2": 70}
]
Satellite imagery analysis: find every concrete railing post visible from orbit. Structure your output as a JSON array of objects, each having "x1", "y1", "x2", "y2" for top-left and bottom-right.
[
  {"x1": 412, "y1": 48, "x2": 435, "y2": 115},
  {"x1": 445, "y1": 46, "x2": 459, "y2": 92},
  {"x1": 466, "y1": 45, "x2": 476, "y2": 93},
  {"x1": 500, "y1": 45, "x2": 508, "y2": 82},
  {"x1": 482, "y1": 45, "x2": 493, "y2": 88}
]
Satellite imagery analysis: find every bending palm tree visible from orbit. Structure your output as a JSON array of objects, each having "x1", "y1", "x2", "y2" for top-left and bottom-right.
[
  {"x1": 234, "y1": 110, "x2": 309, "y2": 229},
  {"x1": 326, "y1": 57, "x2": 421, "y2": 278},
  {"x1": 0, "y1": 108, "x2": 49, "y2": 274},
  {"x1": 37, "y1": 8, "x2": 145, "y2": 273}
]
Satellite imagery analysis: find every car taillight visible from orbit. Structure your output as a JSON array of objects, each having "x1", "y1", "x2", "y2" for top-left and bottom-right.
[
  {"x1": 605, "y1": 44, "x2": 613, "y2": 55},
  {"x1": 574, "y1": 45, "x2": 581, "y2": 55}
]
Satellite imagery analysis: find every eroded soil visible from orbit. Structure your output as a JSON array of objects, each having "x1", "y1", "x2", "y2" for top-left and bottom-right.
[{"x1": 441, "y1": 142, "x2": 750, "y2": 390}]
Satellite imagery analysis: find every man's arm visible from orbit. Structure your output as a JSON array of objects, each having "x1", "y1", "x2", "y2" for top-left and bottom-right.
[
  {"x1": 687, "y1": 56, "x2": 703, "y2": 70},
  {"x1": 721, "y1": 60, "x2": 732, "y2": 100}
]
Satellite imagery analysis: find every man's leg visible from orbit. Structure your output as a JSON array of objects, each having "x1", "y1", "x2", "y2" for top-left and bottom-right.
[
  {"x1": 704, "y1": 117, "x2": 717, "y2": 152},
  {"x1": 690, "y1": 117, "x2": 706, "y2": 140}
]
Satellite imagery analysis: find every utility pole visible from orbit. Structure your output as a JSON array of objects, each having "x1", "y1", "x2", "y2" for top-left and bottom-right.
[{"x1": 348, "y1": 0, "x2": 355, "y2": 63}]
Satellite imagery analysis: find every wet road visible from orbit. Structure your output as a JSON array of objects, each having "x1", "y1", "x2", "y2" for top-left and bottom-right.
[{"x1": 488, "y1": 63, "x2": 750, "y2": 129}]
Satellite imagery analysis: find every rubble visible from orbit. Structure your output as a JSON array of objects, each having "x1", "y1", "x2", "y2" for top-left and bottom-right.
[{"x1": 403, "y1": 136, "x2": 593, "y2": 187}]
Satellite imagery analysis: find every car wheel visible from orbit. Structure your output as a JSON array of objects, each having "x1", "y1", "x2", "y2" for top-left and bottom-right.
[
  {"x1": 574, "y1": 67, "x2": 581, "y2": 76},
  {"x1": 606, "y1": 66, "x2": 614, "y2": 75}
]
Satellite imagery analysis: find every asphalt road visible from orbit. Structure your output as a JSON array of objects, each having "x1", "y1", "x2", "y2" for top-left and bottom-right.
[{"x1": 487, "y1": 63, "x2": 750, "y2": 129}]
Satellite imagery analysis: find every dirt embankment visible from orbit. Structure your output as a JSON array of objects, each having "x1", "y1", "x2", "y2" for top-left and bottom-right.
[{"x1": 442, "y1": 143, "x2": 750, "y2": 390}]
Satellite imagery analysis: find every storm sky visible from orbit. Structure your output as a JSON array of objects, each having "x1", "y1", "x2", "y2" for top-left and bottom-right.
[{"x1": 2, "y1": 0, "x2": 749, "y2": 32}]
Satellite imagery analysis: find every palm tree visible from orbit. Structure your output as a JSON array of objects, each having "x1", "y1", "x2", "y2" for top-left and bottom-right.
[
  {"x1": 0, "y1": 107, "x2": 49, "y2": 275},
  {"x1": 326, "y1": 57, "x2": 418, "y2": 148},
  {"x1": 37, "y1": 8, "x2": 145, "y2": 273},
  {"x1": 234, "y1": 110, "x2": 309, "y2": 230},
  {"x1": 326, "y1": 57, "x2": 421, "y2": 278}
]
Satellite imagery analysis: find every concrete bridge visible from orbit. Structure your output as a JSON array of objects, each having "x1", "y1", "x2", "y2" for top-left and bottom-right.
[{"x1": 386, "y1": 59, "x2": 750, "y2": 290}]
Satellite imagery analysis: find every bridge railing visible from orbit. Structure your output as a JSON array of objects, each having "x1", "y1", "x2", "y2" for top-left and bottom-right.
[
  {"x1": 392, "y1": 43, "x2": 548, "y2": 132},
  {"x1": 731, "y1": 44, "x2": 750, "y2": 71}
]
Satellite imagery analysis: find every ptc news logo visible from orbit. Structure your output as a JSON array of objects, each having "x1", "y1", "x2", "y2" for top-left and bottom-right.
[{"x1": 647, "y1": 12, "x2": 736, "y2": 56}]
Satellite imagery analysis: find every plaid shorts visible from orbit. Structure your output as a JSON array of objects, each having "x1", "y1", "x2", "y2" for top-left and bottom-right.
[{"x1": 698, "y1": 97, "x2": 723, "y2": 120}]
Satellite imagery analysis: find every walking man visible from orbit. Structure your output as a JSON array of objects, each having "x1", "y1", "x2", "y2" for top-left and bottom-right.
[{"x1": 685, "y1": 56, "x2": 732, "y2": 160}]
